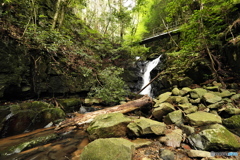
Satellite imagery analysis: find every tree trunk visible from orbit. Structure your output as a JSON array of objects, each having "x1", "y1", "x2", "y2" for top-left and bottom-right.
[
  {"x1": 55, "y1": 95, "x2": 153, "y2": 133},
  {"x1": 52, "y1": 0, "x2": 62, "y2": 29}
]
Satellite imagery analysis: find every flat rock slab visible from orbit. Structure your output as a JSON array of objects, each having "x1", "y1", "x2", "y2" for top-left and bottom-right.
[{"x1": 186, "y1": 111, "x2": 222, "y2": 126}]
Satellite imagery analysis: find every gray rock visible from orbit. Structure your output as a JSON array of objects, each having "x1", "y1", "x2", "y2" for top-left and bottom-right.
[
  {"x1": 159, "y1": 129, "x2": 182, "y2": 148},
  {"x1": 179, "y1": 124, "x2": 195, "y2": 136},
  {"x1": 127, "y1": 117, "x2": 166, "y2": 136},
  {"x1": 160, "y1": 149, "x2": 175, "y2": 160},
  {"x1": 203, "y1": 93, "x2": 222, "y2": 103},
  {"x1": 79, "y1": 138, "x2": 135, "y2": 160},
  {"x1": 188, "y1": 124, "x2": 240, "y2": 150},
  {"x1": 152, "y1": 103, "x2": 175, "y2": 120},
  {"x1": 87, "y1": 113, "x2": 131, "y2": 140},
  {"x1": 186, "y1": 111, "x2": 222, "y2": 126}
]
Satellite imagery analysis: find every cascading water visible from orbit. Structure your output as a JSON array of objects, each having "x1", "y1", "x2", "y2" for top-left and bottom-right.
[{"x1": 139, "y1": 55, "x2": 162, "y2": 97}]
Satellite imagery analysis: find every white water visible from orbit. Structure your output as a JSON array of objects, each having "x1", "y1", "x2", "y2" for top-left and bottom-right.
[{"x1": 140, "y1": 55, "x2": 161, "y2": 97}]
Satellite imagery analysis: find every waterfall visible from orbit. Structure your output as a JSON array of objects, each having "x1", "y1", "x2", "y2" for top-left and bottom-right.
[{"x1": 139, "y1": 55, "x2": 161, "y2": 97}]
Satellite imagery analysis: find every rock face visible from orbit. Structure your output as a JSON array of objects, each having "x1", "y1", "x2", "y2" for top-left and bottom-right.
[
  {"x1": 87, "y1": 113, "x2": 131, "y2": 140},
  {"x1": 79, "y1": 138, "x2": 135, "y2": 160}
]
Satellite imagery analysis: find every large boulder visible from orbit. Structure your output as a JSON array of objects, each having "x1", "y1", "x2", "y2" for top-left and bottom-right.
[
  {"x1": 186, "y1": 111, "x2": 222, "y2": 126},
  {"x1": 80, "y1": 138, "x2": 135, "y2": 160},
  {"x1": 189, "y1": 124, "x2": 240, "y2": 151},
  {"x1": 127, "y1": 117, "x2": 166, "y2": 136},
  {"x1": 87, "y1": 113, "x2": 131, "y2": 140}
]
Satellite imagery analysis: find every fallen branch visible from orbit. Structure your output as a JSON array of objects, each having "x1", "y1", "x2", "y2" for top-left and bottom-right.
[
  {"x1": 55, "y1": 95, "x2": 153, "y2": 134},
  {"x1": 137, "y1": 71, "x2": 163, "y2": 95}
]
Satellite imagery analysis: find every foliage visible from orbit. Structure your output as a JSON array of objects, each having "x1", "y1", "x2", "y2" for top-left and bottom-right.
[{"x1": 88, "y1": 66, "x2": 129, "y2": 103}]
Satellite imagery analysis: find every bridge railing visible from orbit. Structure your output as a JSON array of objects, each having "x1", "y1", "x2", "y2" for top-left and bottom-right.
[{"x1": 144, "y1": 20, "x2": 183, "y2": 40}]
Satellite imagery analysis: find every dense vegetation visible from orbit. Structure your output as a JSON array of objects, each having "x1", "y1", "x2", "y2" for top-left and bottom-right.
[{"x1": 1, "y1": 0, "x2": 240, "y2": 103}]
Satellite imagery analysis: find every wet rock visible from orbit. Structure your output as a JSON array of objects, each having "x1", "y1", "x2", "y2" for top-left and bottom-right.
[
  {"x1": 87, "y1": 113, "x2": 131, "y2": 140},
  {"x1": 223, "y1": 115, "x2": 240, "y2": 135},
  {"x1": 0, "y1": 133, "x2": 58, "y2": 156},
  {"x1": 189, "y1": 124, "x2": 240, "y2": 151},
  {"x1": 152, "y1": 103, "x2": 175, "y2": 120},
  {"x1": 159, "y1": 129, "x2": 182, "y2": 148},
  {"x1": 79, "y1": 138, "x2": 135, "y2": 160},
  {"x1": 127, "y1": 117, "x2": 166, "y2": 136},
  {"x1": 186, "y1": 111, "x2": 222, "y2": 126},
  {"x1": 203, "y1": 93, "x2": 222, "y2": 103},
  {"x1": 0, "y1": 101, "x2": 65, "y2": 137},
  {"x1": 187, "y1": 150, "x2": 212, "y2": 158},
  {"x1": 163, "y1": 110, "x2": 183, "y2": 125},
  {"x1": 160, "y1": 149, "x2": 175, "y2": 160},
  {"x1": 190, "y1": 88, "x2": 208, "y2": 99}
]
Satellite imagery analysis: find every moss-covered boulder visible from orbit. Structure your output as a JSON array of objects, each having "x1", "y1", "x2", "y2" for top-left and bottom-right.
[
  {"x1": 190, "y1": 88, "x2": 208, "y2": 99},
  {"x1": 127, "y1": 117, "x2": 166, "y2": 136},
  {"x1": 57, "y1": 98, "x2": 82, "y2": 112},
  {"x1": 87, "y1": 113, "x2": 131, "y2": 140},
  {"x1": 189, "y1": 124, "x2": 240, "y2": 151},
  {"x1": 223, "y1": 115, "x2": 240, "y2": 135},
  {"x1": 154, "y1": 92, "x2": 172, "y2": 105},
  {"x1": 186, "y1": 111, "x2": 222, "y2": 126},
  {"x1": 152, "y1": 102, "x2": 175, "y2": 120},
  {"x1": 163, "y1": 110, "x2": 183, "y2": 125},
  {"x1": 80, "y1": 138, "x2": 135, "y2": 160}
]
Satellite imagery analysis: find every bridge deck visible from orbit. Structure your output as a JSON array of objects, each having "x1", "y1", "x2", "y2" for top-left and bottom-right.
[{"x1": 140, "y1": 28, "x2": 180, "y2": 44}]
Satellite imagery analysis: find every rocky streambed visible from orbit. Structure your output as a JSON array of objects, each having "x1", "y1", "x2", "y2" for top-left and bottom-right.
[{"x1": 0, "y1": 81, "x2": 240, "y2": 160}]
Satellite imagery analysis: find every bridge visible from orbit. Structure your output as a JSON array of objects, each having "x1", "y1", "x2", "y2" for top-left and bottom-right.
[{"x1": 139, "y1": 21, "x2": 182, "y2": 45}]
